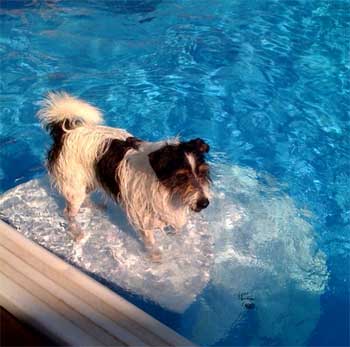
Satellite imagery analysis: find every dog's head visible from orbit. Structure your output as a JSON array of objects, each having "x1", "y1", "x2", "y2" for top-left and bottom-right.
[{"x1": 148, "y1": 138, "x2": 211, "y2": 212}]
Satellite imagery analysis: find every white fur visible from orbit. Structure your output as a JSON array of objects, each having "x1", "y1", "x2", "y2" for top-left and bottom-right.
[
  {"x1": 185, "y1": 153, "x2": 211, "y2": 207},
  {"x1": 38, "y1": 92, "x2": 103, "y2": 127},
  {"x1": 117, "y1": 141, "x2": 188, "y2": 244},
  {"x1": 50, "y1": 125, "x2": 131, "y2": 203},
  {"x1": 186, "y1": 153, "x2": 197, "y2": 176}
]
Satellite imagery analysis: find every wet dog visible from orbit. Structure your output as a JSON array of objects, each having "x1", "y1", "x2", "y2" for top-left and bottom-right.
[{"x1": 38, "y1": 92, "x2": 211, "y2": 253}]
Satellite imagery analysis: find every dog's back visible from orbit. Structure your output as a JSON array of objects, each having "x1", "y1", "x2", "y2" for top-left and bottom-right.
[{"x1": 37, "y1": 92, "x2": 131, "y2": 201}]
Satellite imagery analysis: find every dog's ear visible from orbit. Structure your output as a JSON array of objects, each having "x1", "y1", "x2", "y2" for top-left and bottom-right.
[
  {"x1": 182, "y1": 138, "x2": 210, "y2": 154},
  {"x1": 148, "y1": 146, "x2": 176, "y2": 180},
  {"x1": 125, "y1": 137, "x2": 142, "y2": 150}
]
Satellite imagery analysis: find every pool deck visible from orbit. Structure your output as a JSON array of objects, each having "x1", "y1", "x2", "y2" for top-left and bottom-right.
[{"x1": 0, "y1": 220, "x2": 194, "y2": 347}]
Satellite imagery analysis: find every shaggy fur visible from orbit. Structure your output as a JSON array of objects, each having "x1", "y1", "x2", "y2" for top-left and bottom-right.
[{"x1": 38, "y1": 92, "x2": 211, "y2": 248}]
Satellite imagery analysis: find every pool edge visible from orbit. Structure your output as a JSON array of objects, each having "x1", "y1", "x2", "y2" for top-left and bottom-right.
[{"x1": 0, "y1": 219, "x2": 195, "y2": 347}]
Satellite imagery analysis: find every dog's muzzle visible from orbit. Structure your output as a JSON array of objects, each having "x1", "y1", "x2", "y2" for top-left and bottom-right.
[{"x1": 192, "y1": 197, "x2": 209, "y2": 212}]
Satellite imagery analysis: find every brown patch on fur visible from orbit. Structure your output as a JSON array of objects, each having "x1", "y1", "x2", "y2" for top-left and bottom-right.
[{"x1": 197, "y1": 163, "x2": 209, "y2": 175}]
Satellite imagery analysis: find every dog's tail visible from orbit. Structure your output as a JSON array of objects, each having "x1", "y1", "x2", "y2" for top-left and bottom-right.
[{"x1": 37, "y1": 92, "x2": 103, "y2": 131}]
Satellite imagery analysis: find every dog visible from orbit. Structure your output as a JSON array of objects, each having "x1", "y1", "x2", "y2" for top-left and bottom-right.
[{"x1": 38, "y1": 92, "x2": 211, "y2": 253}]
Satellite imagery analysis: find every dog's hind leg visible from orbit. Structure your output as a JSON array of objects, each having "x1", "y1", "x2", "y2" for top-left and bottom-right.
[
  {"x1": 64, "y1": 192, "x2": 86, "y2": 220},
  {"x1": 63, "y1": 188, "x2": 87, "y2": 241}
]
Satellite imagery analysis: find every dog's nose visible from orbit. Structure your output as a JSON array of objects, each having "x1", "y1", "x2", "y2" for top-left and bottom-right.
[{"x1": 196, "y1": 197, "x2": 209, "y2": 211}]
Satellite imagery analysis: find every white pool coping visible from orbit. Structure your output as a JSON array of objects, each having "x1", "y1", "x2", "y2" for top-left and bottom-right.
[{"x1": 0, "y1": 220, "x2": 195, "y2": 346}]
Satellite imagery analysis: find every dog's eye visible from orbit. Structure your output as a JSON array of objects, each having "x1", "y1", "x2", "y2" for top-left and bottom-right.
[
  {"x1": 176, "y1": 172, "x2": 189, "y2": 181},
  {"x1": 198, "y1": 164, "x2": 209, "y2": 176}
]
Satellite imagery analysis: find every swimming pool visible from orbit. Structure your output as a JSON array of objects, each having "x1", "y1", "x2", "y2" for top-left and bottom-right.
[{"x1": 1, "y1": 0, "x2": 349, "y2": 346}]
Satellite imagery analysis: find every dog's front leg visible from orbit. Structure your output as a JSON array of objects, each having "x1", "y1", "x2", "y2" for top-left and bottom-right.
[
  {"x1": 143, "y1": 230, "x2": 155, "y2": 248},
  {"x1": 143, "y1": 230, "x2": 162, "y2": 262}
]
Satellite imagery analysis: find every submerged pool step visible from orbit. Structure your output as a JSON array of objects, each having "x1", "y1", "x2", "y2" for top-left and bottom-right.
[{"x1": 0, "y1": 220, "x2": 195, "y2": 347}]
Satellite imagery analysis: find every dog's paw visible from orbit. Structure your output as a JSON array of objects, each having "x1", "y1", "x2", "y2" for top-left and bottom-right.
[
  {"x1": 68, "y1": 222, "x2": 84, "y2": 242},
  {"x1": 148, "y1": 249, "x2": 162, "y2": 263}
]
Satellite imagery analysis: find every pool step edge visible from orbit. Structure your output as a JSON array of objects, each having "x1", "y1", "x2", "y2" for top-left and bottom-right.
[{"x1": 0, "y1": 220, "x2": 195, "y2": 347}]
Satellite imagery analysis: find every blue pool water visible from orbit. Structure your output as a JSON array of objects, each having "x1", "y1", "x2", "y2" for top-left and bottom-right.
[{"x1": 1, "y1": 0, "x2": 349, "y2": 346}]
